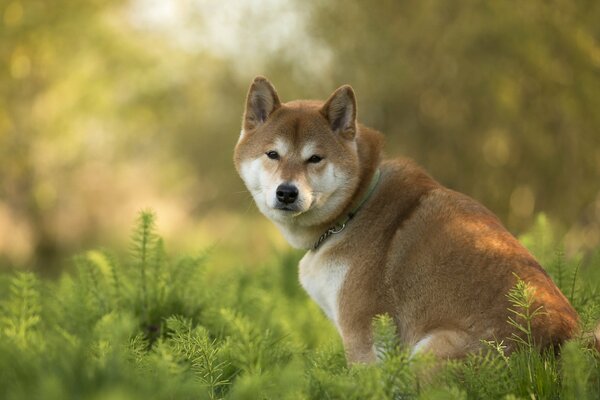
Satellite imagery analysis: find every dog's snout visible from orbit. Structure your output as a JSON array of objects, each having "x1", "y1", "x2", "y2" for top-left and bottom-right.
[{"x1": 276, "y1": 183, "x2": 299, "y2": 204}]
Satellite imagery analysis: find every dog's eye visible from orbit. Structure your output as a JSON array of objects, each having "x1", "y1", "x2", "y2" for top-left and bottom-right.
[
  {"x1": 307, "y1": 155, "x2": 323, "y2": 164},
  {"x1": 266, "y1": 151, "x2": 279, "y2": 160}
]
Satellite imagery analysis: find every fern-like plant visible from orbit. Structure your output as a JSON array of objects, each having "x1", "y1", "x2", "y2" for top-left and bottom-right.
[
  {"x1": 0, "y1": 272, "x2": 42, "y2": 350},
  {"x1": 506, "y1": 275, "x2": 546, "y2": 350}
]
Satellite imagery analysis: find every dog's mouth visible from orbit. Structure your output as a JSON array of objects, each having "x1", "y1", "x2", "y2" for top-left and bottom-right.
[
  {"x1": 272, "y1": 201, "x2": 306, "y2": 216},
  {"x1": 274, "y1": 205, "x2": 300, "y2": 212},
  {"x1": 269, "y1": 193, "x2": 313, "y2": 217}
]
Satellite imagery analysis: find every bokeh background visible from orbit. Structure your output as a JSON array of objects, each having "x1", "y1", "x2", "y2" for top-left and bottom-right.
[{"x1": 2, "y1": 0, "x2": 600, "y2": 273}]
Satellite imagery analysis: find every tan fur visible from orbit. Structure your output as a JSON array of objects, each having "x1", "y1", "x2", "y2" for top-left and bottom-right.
[{"x1": 234, "y1": 76, "x2": 580, "y2": 363}]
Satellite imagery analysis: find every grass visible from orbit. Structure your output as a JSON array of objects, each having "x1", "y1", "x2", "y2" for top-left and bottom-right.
[{"x1": 0, "y1": 211, "x2": 599, "y2": 399}]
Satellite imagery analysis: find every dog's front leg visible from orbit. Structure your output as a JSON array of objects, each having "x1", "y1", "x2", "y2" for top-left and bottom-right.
[
  {"x1": 337, "y1": 271, "x2": 384, "y2": 364},
  {"x1": 339, "y1": 316, "x2": 377, "y2": 364},
  {"x1": 342, "y1": 329, "x2": 376, "y2": 364}
]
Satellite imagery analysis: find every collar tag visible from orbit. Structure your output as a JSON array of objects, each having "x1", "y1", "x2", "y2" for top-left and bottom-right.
[{"x1": 313, "y1": 222, "x2": 346, "y2": 250}]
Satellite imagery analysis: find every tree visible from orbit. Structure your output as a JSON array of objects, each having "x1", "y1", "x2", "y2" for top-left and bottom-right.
[{"x1": 305, "y1": 0, "x2": 600, "y2": 240}]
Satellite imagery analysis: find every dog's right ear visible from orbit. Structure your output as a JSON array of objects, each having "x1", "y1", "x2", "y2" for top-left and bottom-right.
[
  {"x1": 321, "y1": 85, "x2": 357, "y2": 139},
  {"x1": 243, "y1": 76, "x2": 281, "y2": 132}
]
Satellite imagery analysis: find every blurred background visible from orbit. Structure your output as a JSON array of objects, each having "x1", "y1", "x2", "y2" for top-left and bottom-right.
[{"x1": 1, "y1": 0, "x2": 600, "y2": 274}]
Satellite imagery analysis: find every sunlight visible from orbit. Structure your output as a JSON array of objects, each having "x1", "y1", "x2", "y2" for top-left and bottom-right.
[{"x1": 127, "y1": 0, "x2": 332, "y2": 74}]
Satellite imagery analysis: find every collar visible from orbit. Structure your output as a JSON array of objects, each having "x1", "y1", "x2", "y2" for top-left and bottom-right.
[{"x1": 312, "y1": 168, "x2": 381, "y2": 251}]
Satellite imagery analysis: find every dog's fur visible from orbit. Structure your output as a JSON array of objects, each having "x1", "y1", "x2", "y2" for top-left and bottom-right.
[{"x1": 234, "y1": 76, "x2": 592, "y2": 363}]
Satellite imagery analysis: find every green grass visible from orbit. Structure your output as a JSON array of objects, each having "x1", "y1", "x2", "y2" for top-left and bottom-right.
[{"x1": 0, "y1": 211, "x2": 599, "y2": 399}]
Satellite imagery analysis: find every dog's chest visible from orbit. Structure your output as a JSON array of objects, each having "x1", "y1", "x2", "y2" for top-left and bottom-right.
[{"x1": 299, "y1": 251, "x2": 349, "y2": 328}]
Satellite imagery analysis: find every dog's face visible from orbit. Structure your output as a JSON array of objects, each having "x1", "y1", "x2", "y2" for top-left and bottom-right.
[{"x1": 234, "y1": 77, "x2": 361, "y2": 227}]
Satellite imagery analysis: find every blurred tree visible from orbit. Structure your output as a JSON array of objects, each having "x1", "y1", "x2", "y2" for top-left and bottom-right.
[
  {"x1": 1, "y1": 0, "x2": 121, "y2": 270},
  {"x1": 0, "y1": 0, "x2": 194, "y2": 271},
  {"x1": 2, "y1": 0, "x2": 600, "y2": 270},
  {"x1": 304, "y1": 0, "x2": 600, "y2": 236}
]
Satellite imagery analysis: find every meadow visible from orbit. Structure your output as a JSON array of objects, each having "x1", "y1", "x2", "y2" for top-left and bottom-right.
[
  {"x1": 3, "y1": 1, "x2": 600, "y2": 398},
  {"x1": 1, "y1": 211, "x2": 598, "y2": 400}
]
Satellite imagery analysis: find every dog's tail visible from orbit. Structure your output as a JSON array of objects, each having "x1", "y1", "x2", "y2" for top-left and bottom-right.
[
  {"x1": 577, "y1": 321, "x2": 600, "y2": 354},
  {"x1": 583, "y1": 321, "x2": 600, "y2": 353},
  {"x1": 593, "y1": 322, "x2": 600, "y2": 353}
]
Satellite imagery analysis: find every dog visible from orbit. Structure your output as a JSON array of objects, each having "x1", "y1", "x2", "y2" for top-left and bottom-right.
[{"x1": 234, "y1": 76, "x2": 595, "y2": 363}]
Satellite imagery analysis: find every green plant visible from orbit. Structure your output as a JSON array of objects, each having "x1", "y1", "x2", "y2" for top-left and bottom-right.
[{"x1": 0, "y1": 211, "x2": 599, "y2": 399}]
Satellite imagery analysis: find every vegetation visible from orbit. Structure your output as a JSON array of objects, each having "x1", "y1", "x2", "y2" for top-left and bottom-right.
[
  {"x1": 1, "y1": 211, "x2": 598, "y2": 399},
  {"x1": 3, "y1": 1, "x2": 599, "y2": 397}
]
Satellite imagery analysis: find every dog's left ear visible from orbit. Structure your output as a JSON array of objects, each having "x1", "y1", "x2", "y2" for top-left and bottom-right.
[
  {"x1": 243, "y1": 76, "x2": 281, "y2": 132},
  {"x1": 321, "y1": 85, "x2": 357, "y2": 138}
]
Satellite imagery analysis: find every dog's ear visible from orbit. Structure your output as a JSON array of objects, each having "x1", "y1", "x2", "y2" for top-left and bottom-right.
[
  {"x1": 321, "y1": 85, "x2": 357, "y2": 138},
  {"x1": 243, "y1": 76, "x2": 281, "y2": 132}
]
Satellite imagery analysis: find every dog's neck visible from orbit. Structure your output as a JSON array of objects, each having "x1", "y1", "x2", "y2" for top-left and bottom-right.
[{"x1": 274, "y1": 125, "x2": 383, "y2": 250}]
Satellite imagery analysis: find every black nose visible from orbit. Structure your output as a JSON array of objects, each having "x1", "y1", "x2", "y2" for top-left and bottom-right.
[{"x1": 276, "y1": 183, "x2": 299, "y2": 204}]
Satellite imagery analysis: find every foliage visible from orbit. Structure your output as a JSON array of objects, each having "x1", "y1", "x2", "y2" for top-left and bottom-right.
[
  {"x1": 506, "y1": 276, "x2": 547, "y2": 349},
  {"x1": 0, "y1": 210, "x2": 599, "y2": 399},
  {"x1": 307, "y1": 0, "x2": 600, "y2": 236}
]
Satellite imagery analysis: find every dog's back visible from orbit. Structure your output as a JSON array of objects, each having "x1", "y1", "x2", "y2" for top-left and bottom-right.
[{"x1": 331, "y1": 156, "x2": 578, "y2": 359}]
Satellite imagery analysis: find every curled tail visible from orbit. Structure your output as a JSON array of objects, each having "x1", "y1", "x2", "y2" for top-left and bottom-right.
[
  {"x1": 594, "y1": 322, "x2": 600, "y2": 353},
  {"x1": 579, "y1": 321, "x2": 600, "y2": 354}
]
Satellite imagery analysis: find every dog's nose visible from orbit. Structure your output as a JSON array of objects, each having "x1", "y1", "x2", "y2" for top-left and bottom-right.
[{"x1": 276, "y1": 183, "x2": 299, "y2": 204}]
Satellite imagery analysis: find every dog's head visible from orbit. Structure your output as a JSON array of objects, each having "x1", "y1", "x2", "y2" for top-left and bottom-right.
[{"x1": 234, "y1": 76, "x2": 361, "y2": 228}]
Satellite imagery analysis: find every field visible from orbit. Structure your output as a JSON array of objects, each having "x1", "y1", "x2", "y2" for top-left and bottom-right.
[
  {"x1": 3, "y1": 1, "x2": 600, "y2": 398},
  {"x1": 1, "y1": 211, "x2": 599, "y2": 400}
]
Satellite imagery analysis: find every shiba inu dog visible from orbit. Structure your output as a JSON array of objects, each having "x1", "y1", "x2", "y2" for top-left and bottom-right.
[{"x1": 234, "y1": 76, "x2": 595, "y2": 363}]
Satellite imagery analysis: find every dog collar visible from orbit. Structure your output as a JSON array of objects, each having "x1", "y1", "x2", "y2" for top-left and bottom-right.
[{"x1": 312, "y1": 168, "x2": 381, "y2": 251}]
